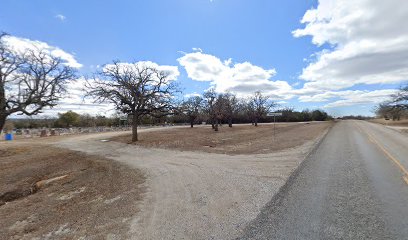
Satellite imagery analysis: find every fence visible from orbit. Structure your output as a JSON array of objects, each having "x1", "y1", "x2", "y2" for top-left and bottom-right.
[
  {"x1": 1, "y1": 123, "x2": 187, "y2": 140},
  {"x1": 2, "y1": 126, "x2": 132, "y2": 140}
]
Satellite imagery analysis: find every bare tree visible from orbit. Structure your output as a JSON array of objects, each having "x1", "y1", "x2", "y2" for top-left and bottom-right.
[
  {"x1": 221, "y1": 92, "x2": 239, "y2": 127},
  {"x1": 181, "y1": 96, "x2": 203, "y2": 128},
  {"x1": 375, "y1": 85, "x2": 408, "y2": 120},
  {"x1": 391, "y1": 85, "x2": 408, "y2": 110},
  {"x1": 248, "y1": 91, "x2": 276, "y2": 126},
  {"x1": 212, "y1": 94, "x2": 227, "y2": 131},
  {"x1": 0, "y1": 33, "x2": 76, "y2": 133},
  {"x1": 375, "y1": 103, "x2": 401, "y2": 120},
  {"x1": 204, "y1": 92, "x2": 239, "y2": 130},
  {"x1": 203, "y1": 88, "x2": 217, "y2": 130},
  {"x1": 87, "y1": 61, "x2": 179, "y2": 142}
]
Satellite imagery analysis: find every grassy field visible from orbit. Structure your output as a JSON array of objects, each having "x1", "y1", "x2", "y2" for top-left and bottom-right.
[
  {"x1": 112, "y1": 122, "x2": 333, "y2": 155},
  {"x1": 369, "y1": 118, "x2": 408, "y2": 127}
]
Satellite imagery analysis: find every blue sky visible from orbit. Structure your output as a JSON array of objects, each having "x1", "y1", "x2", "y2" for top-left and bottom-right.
[{"x1": 1, "y1": 0, "x2": 407, "y2": 117}]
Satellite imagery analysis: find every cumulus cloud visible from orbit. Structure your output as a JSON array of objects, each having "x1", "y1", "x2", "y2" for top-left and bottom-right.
[
  {"x1": 184, "y1": 92, "x2": 202, "y2": 98},
  {"x1": 55, "y1": 14, "x2": 66, "y2": 21},
  {"x1": 103, "y1": 61, "x2": 180, "y2": 81},
  {"x1": 48, "y1": 77, "x2": 114, "y2": 115},
  {"x1": 178, "y1": 51, "x2": 293, "y2": 99},
  {"x1": 293, "y1": 0, "x2": 408, "y2": 91},
  {"x1": 299, "y1": 89, "x2": 398, "y2": 108},
  {"x1": 3, "y1": 35, "x2": 82, "y2": 68}
]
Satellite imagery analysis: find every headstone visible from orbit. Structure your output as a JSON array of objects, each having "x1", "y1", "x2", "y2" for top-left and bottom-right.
[{"x1": 40, "y1": 129, "x2": 47, "y2": 137}]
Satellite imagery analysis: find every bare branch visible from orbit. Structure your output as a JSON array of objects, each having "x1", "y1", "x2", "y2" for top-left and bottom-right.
[{"x1": 0, "y1": 33, "x2": 76, "y2": 132}]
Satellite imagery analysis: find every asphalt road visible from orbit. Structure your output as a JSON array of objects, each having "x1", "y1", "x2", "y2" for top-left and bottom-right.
[{"x1": 238, "y1": 120, "x2": 408, "y2": 240}]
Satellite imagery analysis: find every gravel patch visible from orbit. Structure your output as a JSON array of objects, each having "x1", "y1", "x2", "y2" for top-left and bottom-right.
[{"x1": 55, "y1": 123, "x2": 331, "y2": 239}]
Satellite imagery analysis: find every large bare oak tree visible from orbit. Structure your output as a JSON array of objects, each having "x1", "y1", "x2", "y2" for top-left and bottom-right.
[
  {"x1": 0, "y1": 33, "x2": 76, "y2": 133},
  {"x1": 181, "y1": 96, "x2": 203, "y2": 128},
  {"x1": 219, "y1": 92, "x2": 239, "y2": 127},
  {"x1": 203, "y1": 88, "x2": 218, "y2": 130},
  {"x1": 248, "y1": 91, "x2": 276, "y2": 126},
  {"x1": 87, "y1": 61, "x2": 179, "y2": 142}
]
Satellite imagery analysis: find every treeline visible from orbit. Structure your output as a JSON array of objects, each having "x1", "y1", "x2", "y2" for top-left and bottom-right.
[
  {"x1": 7, "y1": 106, "x2": 332, "y2": 131},
  {"x1": 9, "y1": 111, "x2": 123, "y2": 129},
  {"x1": 340, "y1": 115, "x2": 374, "y2": 120},
  {"x1": 172, "y1": 108, "x2": 331, "y2": 125},
  {"x1": 171, "y1": 91, "x2": 332, "y2": 130},
  {"x1": 375, "y1": 85, "x2": 408, "y2": 120}
]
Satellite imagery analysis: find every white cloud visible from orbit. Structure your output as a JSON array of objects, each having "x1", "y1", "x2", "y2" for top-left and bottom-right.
[
  {"x1": 293, "y1": 0, "x2": 408, "y2": 91},
  {"x1": 55, "y1": 14, "x2": 66, "y2": 21},
  {"x1": 8, "y1": 77, "x2": 115, "y2": 117},
  {"x1": 184, "y1": 92, "x2": 202, "y2": 98},
  {"x1": 46, "y1": 77, "x2": 115, "y2": 115},
  {"x1": 103, "y1": 61, "x2": 180, "y2": 81},
  {"x1": 298, "y1": 89, "x2": 397, "y2": 108},
  {"x1": 192, "y1": 47, "x2": 203, "y2": 52},
  {"x1": 178, "y1": 51, "x2": 293, "y2": 99},
  {"x1": 3, "y1": 35, "x2": 82, "y2": 68}
]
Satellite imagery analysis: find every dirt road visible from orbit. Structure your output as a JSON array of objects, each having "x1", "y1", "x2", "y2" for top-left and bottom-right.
[{"x1": 55, "y1": 123, "x2": 331, "y2": 239}]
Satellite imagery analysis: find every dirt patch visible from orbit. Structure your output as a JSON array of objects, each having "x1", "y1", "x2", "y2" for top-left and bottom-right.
[
  {"x1": 111, "y1": 122, "x2": 332, "y2": 155},
  {"x1": 0, "y1": 144, "x2": 145, "y2": 240}
]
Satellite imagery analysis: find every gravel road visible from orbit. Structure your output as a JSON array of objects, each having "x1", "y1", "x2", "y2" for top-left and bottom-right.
[
  {"x1": 55, "y1": 125, "x2": 329, "y2": 239},
  {"x1": 238, "y1": 120, "x2": 408, "y2": 240}
]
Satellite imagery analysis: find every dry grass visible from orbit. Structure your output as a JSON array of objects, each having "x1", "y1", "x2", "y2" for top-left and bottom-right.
[
  {"x1": 112, "y1": 122, "x2": 333, "y2": 155},
  {"x1": 0, "y1": 144, "x2": 145, "y2": 239},
  {"x1": 369, "y1": 118, "x2": 408, "y2": 127}
]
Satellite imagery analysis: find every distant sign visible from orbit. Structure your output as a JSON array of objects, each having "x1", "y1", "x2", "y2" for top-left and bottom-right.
[{"x1": 267, "y1": 112, "x2": 282, "y2": 117}]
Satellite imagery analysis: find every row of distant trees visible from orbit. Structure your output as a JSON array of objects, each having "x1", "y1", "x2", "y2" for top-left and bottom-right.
[
  {"x1": 0, "y1": 33, "x2": 331, "y2": 142},
  {"x1": 375, "y1": 85, "x2": 408, "y2": 120},
  {"x1": 7, "y1": 112, "x2": 118, "y2": 130},
  {"x1": 179, "y1": 90, "x2": 275, "y2": 131},
  {"x1": 177, "y1": 93, "x2": 331, "y2": 129},
  {"x1": 7, "y1": 103, "x2": 332, "y2": 130}
]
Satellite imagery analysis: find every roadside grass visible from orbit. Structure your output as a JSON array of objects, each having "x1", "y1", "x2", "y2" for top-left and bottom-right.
[{"x1": 369, "y1": 118, "x2": 408, "y2": 127}]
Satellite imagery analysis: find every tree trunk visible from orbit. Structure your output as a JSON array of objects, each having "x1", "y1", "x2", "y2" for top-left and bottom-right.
[
  {"x1": 214, "y1": 118, "x2": 219, "y2": 131},
  {"x1": 0, "y1": 85, "x2": 7, "y2": 134},
  {"x1": 132, "y1": 114, "x2": 138, "y2": 142},
  {"x1": 228, "y1": 118, "x2": 232, "y2": 127},
  {"x1": 190, "y1": 121, "x2": 194, "y2": 128},
  {"x1": 254, "y1": 117, "x2": 258, "y2": 127},
  {"x1": 0, "y1": 114, "x2": 7, "y2": 134}
]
